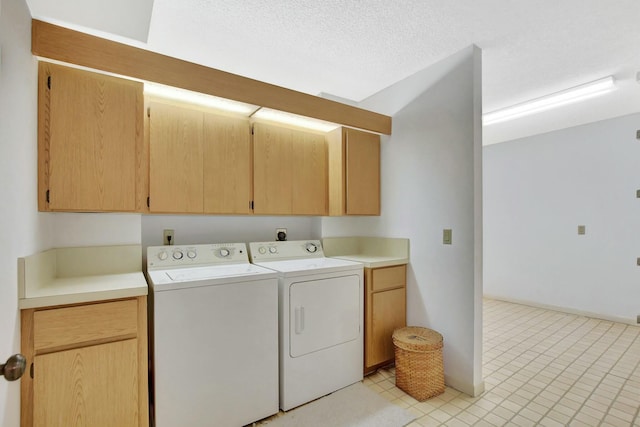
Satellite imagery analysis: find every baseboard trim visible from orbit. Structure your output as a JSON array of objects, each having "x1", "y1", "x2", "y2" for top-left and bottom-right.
[
  {"x1": 484, "y1": 294, "x2": 637, "y2": 326},
  {"x1": 445, "y1": 374, "x2": 485, "y2": 397}
]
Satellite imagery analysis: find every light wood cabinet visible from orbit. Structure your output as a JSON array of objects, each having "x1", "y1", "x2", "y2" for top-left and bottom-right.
[
  {"x1": 253, "y1": 122, "x2": 327, "y2": 215},
  {"x1": 38, "y1": 62, "x2": 144, "y2": 212},
  {"x1": 21, "y1": 297, "x2": 149, "y2": 427},
  {"x1": 328, "y1": 127, "x2": 381, "y2": 216},
  {"x1": 148, "y1": 102, "x2": 252, "y2": 214},
  {"x1": 364, "y1": 265, "x2": 406, "y2": 374}
]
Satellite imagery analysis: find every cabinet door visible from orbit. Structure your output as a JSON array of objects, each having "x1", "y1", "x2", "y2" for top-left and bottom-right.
[
  {"x1": 292, "y1": 130, "x2": 327, "y2": 215},
  {"x1": 149, "y1": 102, "x2": 204, "y2": 213},
  {"x1": 42, "y1": 63, "x2": 143, "y2": 212},
  {"x1": 345, "y1": 128, "x2": 380, "y2": 215},
  {"x1": 34, "y1": 339, "x2": 139, "y2": 427},
  {"x1": 253, "y1": 123, "x2": 293, "y2": 214},
  {"x1": 203, "y1": 114, "x2": 252, "y2": 214},
  {"x1": 367, "y1": 287, "x2": 406, "y2": 368}
]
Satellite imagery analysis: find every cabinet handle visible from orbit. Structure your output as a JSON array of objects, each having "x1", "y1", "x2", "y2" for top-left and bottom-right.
[
  {"x1": 0, "y1": 354, "x2": 26, "y2": 381},
  {"x1": 294, "y1": 307, "x2": 305, "y2": 334}
]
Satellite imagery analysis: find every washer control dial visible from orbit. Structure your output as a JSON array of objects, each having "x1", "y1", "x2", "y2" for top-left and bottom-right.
[
  {"x1": 258, "y1": 246, "x2": 267, "y2": 255},
  {"x1": 305, "y1": 242, "x2": 318, "y2": 253},
  {"x1": 186, "y1": 250, "x2": 197, "y2": 259},
  {"x1": 219, "y1": 248, "x2": 230, "y2": 257},
  {"x1": 157, "y1": 251, "x2": 168, "y2": 261},
  {"x1": 172, "y1": 250, "x2": 184, "y2": 260},
  {"x1": 269, "y1": 246, "x2": 278, "y2": 254}
]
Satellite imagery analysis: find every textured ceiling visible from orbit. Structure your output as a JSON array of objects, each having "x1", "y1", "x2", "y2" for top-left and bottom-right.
[{"x1": 26, "y1": 0, "x2": 640, "y2": 144}]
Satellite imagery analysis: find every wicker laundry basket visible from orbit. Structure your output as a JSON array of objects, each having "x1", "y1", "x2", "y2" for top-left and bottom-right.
[{"x1": 392, "y1": 326, "x2": 445, "y2": 401}]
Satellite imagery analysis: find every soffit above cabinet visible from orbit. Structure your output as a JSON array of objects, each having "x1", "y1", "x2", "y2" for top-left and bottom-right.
[{"x1": 31, "y1": 19, "x2": 392, "y2": 135}]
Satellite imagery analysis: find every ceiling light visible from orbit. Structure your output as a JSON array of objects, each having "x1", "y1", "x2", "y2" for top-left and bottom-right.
[
  {"x1": 483, "y1": 76, "x2": 617, "y2": 126},
  {"x1": 144, "y1": 83, "x2": 259, "y2": 115},
  {"x1": 251, "y1": 108, "x2": 340, "y2": 133}
]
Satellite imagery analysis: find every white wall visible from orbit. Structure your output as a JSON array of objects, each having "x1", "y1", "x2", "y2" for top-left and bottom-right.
[
  {"x1": 322, "y1": 46, "x2": 484, "y2": 396},
  {"x1": 142, "y1": 215, "x2": 321, "y2": 251},
  {"x1": 484, "y1": 113, "x2": 640, "y2": 323},
  {"x1": 0, "y1": 0, "x2": 49, "y2": 424}
]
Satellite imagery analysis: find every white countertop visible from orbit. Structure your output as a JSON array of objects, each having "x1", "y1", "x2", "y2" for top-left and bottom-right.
[
  {"x1": 18, "y1": 245, "x2": 148, "y2": 309},
  {"x1": 322, "y1": 237, "x2": 409, "y2": 268}
]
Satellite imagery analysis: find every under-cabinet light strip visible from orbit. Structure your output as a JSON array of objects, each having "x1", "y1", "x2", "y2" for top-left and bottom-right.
[
  {"x1": 251, "y1": 108, "x2": 341, "y2": 133},
  {"x1": 144, "y1": 83, "x2": 259, "y2": 115},
  {"x1": 483, "y1": 76, "x2": 617, "y2": 125}
]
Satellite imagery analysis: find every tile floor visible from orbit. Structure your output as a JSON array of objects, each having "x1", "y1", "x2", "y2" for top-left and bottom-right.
[{"x1": 363, "y1": 299, "x2": 640, "y2": 426}]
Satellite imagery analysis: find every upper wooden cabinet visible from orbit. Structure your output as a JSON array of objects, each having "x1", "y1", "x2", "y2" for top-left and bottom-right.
[
  {"x1": 148, "y1": 102, "x2": 252, "y2": 214},
  {"x1": 38, "y1": 62, "x2": 144, "y2": 212},
  {"x1": 253, "y1": 122, "x2": 327, "y2": 215},
  {"x1": 328, "y1": 127, "x2": 381, "y2": 216}
]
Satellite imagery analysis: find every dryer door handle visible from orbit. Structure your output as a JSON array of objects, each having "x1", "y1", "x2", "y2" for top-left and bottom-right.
[{"x1": 294, "y1": 307, "x2": 305, "y2": 334}]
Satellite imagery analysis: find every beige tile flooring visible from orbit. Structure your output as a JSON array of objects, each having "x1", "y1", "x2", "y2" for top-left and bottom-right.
[{"x1": 363, "y1": 299, "x2": 640, "y2": 426}]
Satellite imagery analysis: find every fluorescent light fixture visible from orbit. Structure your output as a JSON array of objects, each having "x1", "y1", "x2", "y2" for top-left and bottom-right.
[
  {"x1": 144, "y1": 83, "x2": 259, "y2": 115},
  {"x1": 251, "y1": 108, "x2": 340, "y2": 133},
  {"x1": 483, "y1": 76, "x2": 617, "y2": 126}
]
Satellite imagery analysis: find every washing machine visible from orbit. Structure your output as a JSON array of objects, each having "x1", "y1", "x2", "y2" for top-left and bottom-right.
[
  {"x1": 147, "y1": 243, "x2": 279, "y2": 427},
  {"x1": 249, "y1": 240, "x2": 363, "y2": 411}
]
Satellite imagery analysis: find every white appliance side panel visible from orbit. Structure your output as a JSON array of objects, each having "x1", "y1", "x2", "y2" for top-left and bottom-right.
[
  {"x1": 289, "y1": 274, "x2": 360, "y2": 358},
  {"x1": 153, "y1": 279, "x2": 278, "y2": 427}
]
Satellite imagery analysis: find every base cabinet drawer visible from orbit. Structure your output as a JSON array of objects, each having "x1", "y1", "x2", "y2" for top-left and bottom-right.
[
  {"x1": 21, "y1": 297, "x2": 149, "y2": 427},
  {"x1": 364, "y1": 265, "x2": 407, "y2": 374}
]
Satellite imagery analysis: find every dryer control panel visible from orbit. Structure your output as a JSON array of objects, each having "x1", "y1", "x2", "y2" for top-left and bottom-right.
[
  {"x1": 249, "y1": 240, "x2": 324, "y2": 262},
  {"x1": 147, "y1": 243, "x2": 249, "y2": 269}
]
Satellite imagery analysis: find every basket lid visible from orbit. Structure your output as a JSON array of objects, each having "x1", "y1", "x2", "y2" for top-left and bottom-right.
[{"x1": 392, "y1": 326, "x2": 443, "y2": 351}]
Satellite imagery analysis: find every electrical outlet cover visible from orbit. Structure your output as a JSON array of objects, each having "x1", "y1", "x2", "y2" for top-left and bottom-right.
[{"x1": 276, "y1": 228, "x2": 287, "y2": 241}]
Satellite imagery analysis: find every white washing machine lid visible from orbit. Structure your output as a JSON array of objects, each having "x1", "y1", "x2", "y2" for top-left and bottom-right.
[
  {"x1": 253, "y1": 257, "x2": 362, "y2": 276},
  {"x1": 148, "y1": 263, "x2": 278, "y2": 291}
]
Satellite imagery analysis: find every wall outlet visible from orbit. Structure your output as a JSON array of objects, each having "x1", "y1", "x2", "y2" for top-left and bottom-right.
[
  {"x1": 443, "y1": 229, "x2": 452, "y2": 245},
  {"x1": 637, "y1": 314, "x2": 640, "y2": 325},
  {"x1": 636, "y1": 129, "x2": 640, "y2": 140},
  {"x1": 578, "y1": 225, "x2": 586, "y2": 235},
  {"x1": 276, "y1": 228, "x2": 287, "y2": 241},
  {"x1": 163, "y1": 229, "x2": 174, "y2": 245},
  {"x1": 636, "y1": 189, "x2": 640, "y2": 198},
  {"x1": 637, "y1": 257, "x2": 640, "y2": 266}
]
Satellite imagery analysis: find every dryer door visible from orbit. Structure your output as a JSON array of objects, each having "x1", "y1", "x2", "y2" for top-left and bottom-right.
[{"x1": 289, "y1": 274, "x2": 360, "y2": 358}]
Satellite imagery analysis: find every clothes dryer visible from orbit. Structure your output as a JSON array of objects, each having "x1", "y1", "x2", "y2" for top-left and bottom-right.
[{"x1": 249, "y1": 240, "x2": 363, "y2": 411}]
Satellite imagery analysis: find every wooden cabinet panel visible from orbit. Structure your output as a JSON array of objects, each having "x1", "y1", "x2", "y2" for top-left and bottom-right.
[
  {"x1": 327, "y1": 127, "x2": 380, "y2": 216},
  {"x1": 371, "y1": 265, "x2": 407, "y2": 292},
  {"x1": 292, "y1": 130, "x2": 327, "y2": 215},
  {"x1": 253, "y1": 122, "x2": 328, "y2": 215},
  {"x1": 364, "y1": 265, "x2": 407, "y2": 374},
  {"x1": 345, "y1": 128, "x2": 380, "y2": 215},
  {"x1": 39, "y1": 62, "x2": 143, "y2": 212},
  {"x1": 34, "y1": 339, "x2": 139, "y2": 427},
  {"x1": 367, "y1": 287, "x2": 406, "y2": 368},
  {"x1": 149, "y1": 102, "x2": 204, "y2": 213},
  {"x1": 252, "y1": 123, "x2": 293, "y2": 214},
  {"x1": 203, "y1": 114, "x2": 252, "y2": 214},
  {"x1": 21, "y1": 297, "x2": 149, "y2": 427},
  {"x1": 33, "y1": 300, "x2": 138, "y2": 352}
]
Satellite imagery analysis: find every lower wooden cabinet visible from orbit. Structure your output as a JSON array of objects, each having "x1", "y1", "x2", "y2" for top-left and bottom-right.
[
  {"x1": 21, "y1": 297, "x2": 149, "y2": 427},
  {"x1": 364, "y1": 265, "x2": 407, "y2": 374}
]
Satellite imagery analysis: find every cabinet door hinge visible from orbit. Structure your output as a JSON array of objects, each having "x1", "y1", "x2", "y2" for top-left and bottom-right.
[
  {"x1": 147, "y1": 196, "x2": 150, "y2": 208},
  {"x1": 47, "y1": 76, "x2": 51, "y2": 90},
  {"x1": 30, "y1": 363, "x2": 34, "y2": 379},
  {"x1": 147, "y1": 107, "x2": 150, "y2": 118},
  {"x1": 250, "y1": 200, "x2": 254, "y2": 210},
  {"x1": 45, "y1": 189, "x2": 50, "y2": 203},
  {"x1": 251, "y1": 125, "x2": 254, "y2": 135}
]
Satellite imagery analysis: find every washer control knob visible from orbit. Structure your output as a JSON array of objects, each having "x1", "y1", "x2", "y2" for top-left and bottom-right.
[
  {"x1": 172, "y1": 250, "x2": 184, "y2": 260},
  {"x1": 269, "y1": 246, "x2": 277, "y2": 254},
  {"x1": 258, "y1": 246, "x2": 267, "y2": 254},
  {"x1": 306, "y1": 243, "x2": 318, "y2": 253},
  {"x1": 157, "y1": 251, "x2": 168, "y2": 261},
  {"x1": 187, "y1": 250, "x2": 197, "y2": 259},
  {"x1": 219, "y1": 248, "x2": 230, "y2": 257}
]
